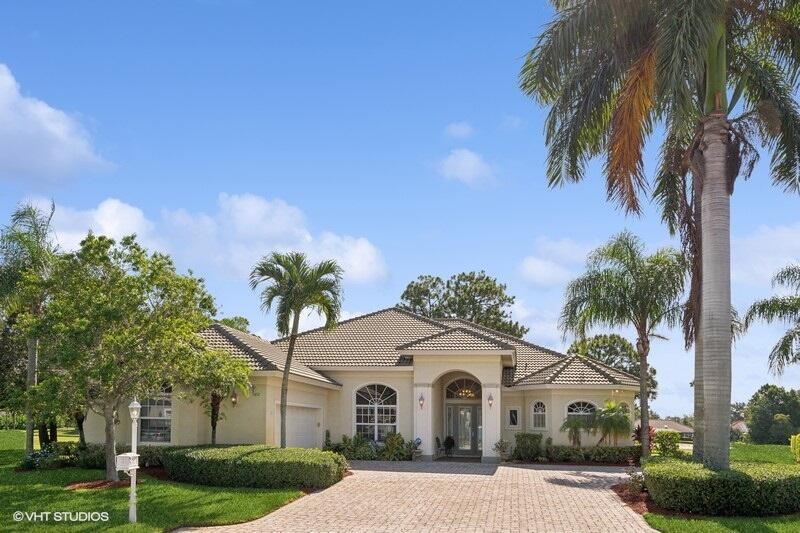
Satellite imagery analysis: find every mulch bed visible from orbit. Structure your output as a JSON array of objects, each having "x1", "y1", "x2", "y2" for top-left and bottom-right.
[
  {"x1": 611, "y1": 483, "x2": 681, "y2": 516},
  {"x1": 65, "y1": 467, "x2": 170, "y2": 490}
]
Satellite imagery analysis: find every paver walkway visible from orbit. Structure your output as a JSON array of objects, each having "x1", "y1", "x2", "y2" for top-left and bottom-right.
[{"x1": 180, "y1": 461, "x2": 654, "y2": 533}]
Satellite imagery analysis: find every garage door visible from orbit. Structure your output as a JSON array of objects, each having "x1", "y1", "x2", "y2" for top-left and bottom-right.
[{"x1": 275, "y1": 405, "x2": 320, "y2": 448}]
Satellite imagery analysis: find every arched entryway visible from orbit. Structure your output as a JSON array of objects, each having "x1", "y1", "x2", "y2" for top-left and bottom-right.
[{"x1": 444, "y1": 377, "x2": 482, "y2": 455}]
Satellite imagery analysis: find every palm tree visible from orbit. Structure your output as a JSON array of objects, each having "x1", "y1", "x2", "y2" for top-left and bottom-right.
[
  {"x1": 560, "y1": 416, "x2": 587, "y2": 448},
  {"x1": 0, "y1": 203, "x2": 58, "y2": 455},
  {"x1": 250, "y1": 252, "x2": 342, "y2": 448},
  {"x1": 521, "y1": 1, "x2": 800, "y2": 469},
  {"x1": 592, "y1": 400, "x2": 633, "y2": 446},
  {"x1": 745, "y1": 265, "x2": 800, "y2": 374},
  {"x1": 561, "y1": 232, "x2": 685, "y2": 458}
]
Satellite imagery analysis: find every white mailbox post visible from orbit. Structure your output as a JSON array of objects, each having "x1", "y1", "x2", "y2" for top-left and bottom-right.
[{"x1": 117, "y1": 400, "x2": 141, "y2": 523}]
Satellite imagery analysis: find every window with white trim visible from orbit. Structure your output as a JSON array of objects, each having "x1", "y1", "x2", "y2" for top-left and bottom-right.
[
  {"x1": 355, "y1": 384, "x2": 397, "y2": 442},
  {"x1": 506, "y1": 406, "x2": 521, "y2": 429},
  {"x1": 140, "y1": 388, "x2": 172, "y2": 443},
  {"x1": 532, "y1": 401, "x2": 546, "y2": 429},
  {"x1": 566, "y1": 401, "x2": 596, "y2": 426}
]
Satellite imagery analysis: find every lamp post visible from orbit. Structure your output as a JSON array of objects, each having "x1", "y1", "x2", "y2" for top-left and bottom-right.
[{"x1": 128, "y1": 400, "x2": 141, "y2": 523}]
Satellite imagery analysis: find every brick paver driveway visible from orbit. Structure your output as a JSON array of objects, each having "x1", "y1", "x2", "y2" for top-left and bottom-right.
[{"x1": 181, "y1": 461, "x2": 653, "y2": 533}]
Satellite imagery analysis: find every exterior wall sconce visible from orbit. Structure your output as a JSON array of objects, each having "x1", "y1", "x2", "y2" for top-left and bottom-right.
[
  {"x1": 487, "y1": 393, "x2": 494, "y2": 408},
  {"x1": 418, "y1": 393, "x2": 425, "y2": 409},
  {"x1": 231, "y1": 390, "x2": 238, "y2": 407}
]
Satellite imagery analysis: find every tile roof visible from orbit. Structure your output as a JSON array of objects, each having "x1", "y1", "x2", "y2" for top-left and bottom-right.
[
  {"x1": 199, "y1": 323, "x2": 338, "y2": 385},
  {"x1": 512, "y1": 354, "x2": 639, "y2": 387},
  {"x1": 396, "y1": 327, "x2": 514, "y2": 351},
  {"x1": 272, "y1": 307, "x2": 446, "y2": 366},
  {"x1": 270, "y1": 307, "x2": 639, "y2": 388}
]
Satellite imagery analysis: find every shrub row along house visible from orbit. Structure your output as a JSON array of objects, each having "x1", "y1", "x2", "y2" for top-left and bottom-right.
[{"x1": 85, "y1": 307, "x2": 638, "y2": 463}]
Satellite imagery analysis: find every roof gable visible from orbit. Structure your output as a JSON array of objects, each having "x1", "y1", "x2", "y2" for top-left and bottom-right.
[
  {"x1": 512, "y1": 354, "x2": 638, "y2": 387},
  {"x1": 200, "y1": 324, "x2": 338, "y2": 385},
  {"x1": 396, "y1": 327, "x2": 514, "y2": 351}
]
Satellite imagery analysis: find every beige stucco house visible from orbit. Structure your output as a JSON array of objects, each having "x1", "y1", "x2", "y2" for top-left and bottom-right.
[{"x1": 85, "y1": 307, "x2": 638, "y2": 463}]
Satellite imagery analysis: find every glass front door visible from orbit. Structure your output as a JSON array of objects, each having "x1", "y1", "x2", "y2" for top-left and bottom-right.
[{"x1": 452, "y1": 405, "x2": 482, "y2": 454}]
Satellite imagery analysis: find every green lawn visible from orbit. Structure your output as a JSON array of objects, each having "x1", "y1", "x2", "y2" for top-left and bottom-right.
[
  {"x1": 0, "y1": 430, "x2": 303, "y2": 531},
  {"x1": 644, "y1": 443, "x2": 800, "y2": 532}
]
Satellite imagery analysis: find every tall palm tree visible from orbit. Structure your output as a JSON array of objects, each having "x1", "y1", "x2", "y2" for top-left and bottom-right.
[
  {"x1": 250, "y1": 252, "x2": 342, "y2": 448},
  {"x1": 561, "y1": 232, "x2": 685, "y2": 458},
  {"x1": 0, "y1": 203, "x2": 58, "y2": 455},
  {"x1": 745, "y1": 265, "x2": 800, "y2": 374},
  {"x1": 521, "y1": 1, "x2": 800, "y2": 469}
]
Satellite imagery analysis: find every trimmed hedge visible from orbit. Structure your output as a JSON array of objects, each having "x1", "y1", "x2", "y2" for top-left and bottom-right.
[
  {"x1": 653, "y1": 430, "x2": 681, "y2": 457},
  {"x1": 643, "y1": 457, "x2": 800, "y2": 516},
  {"x1": 544, "y1": 445, "x2": 641, "y2": 464},
  {"x1": 74, "y1": 443, "x2": 179, "y2": 469},
  {"x1": 163, "y1": 445, "x2": 348, "y2": 489}
]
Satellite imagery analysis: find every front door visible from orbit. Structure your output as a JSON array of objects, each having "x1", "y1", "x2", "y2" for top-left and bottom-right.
[{"x1": 453, "y1": 405, "x2": 482, "y2": 455}]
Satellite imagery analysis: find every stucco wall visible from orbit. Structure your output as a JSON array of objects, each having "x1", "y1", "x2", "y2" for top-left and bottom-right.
[
  {"x1": 322, "y1": 370, "x2": 414, "y2": 441},
  {"x1": 500, "y1": 388, "x2": 636, "y2": 447},
  {"x1": 84, "y1": 374, "x2": 331, "y2": 447}
]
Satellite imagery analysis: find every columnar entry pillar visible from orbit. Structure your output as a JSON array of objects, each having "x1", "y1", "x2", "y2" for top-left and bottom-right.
[
  {"x1": 481, "y1": 383, "x2": 501, "y2": 463},
  {"x1": 413, "y1": 383, "x2": 434, "y2": 460}
]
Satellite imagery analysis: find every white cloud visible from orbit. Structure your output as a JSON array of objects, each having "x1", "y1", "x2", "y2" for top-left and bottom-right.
[
  {"x1": 163, "y1": 193, "x2": 387, "y2": 284},
  {"x1": 518, "y1": 236, "x2": 592, "y2": 286},
  {"x1": 437, "y1": 148, "x2": 494, "y2": 187},
  {"x1": 444, "y1": 121, "x2": 474, "y2": 139},
  {"x1": 37, "y1": 197, "x2": 163, "y2": 251},
  {"x1": 42, "y1": 194, "x2": 387, "y2": 286},
  {"x1": 732, "y1": 222, "x2": 800, "y2": 284},
  {"x1": 0, "y1": 64, "x2": 108, "y2": 182},
  {"x1": 519, "y1": 256, "x2": 572, "y2": 286}
]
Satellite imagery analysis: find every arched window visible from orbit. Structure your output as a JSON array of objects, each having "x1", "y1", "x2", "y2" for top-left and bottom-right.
[
  {"x1": 445, "y1": 378, "x2": 481, "y2": 399},
  {"x1": 567, "y1": 401, "x2": 596, "y2": 425},
  {"x1": 355, "y1": 384, "x2": 397, "y2": 442},
  {"x1": 532, "y1": 401, "x2": 546, "y2": 429}
]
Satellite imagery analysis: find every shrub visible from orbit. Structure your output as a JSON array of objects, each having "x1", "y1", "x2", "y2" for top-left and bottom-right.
[
  {"x1": 326, "y1": 434, "x2": 378, "y2": 460},
  {"x1": 493, "y1": 438, "x2": 511, "y2": 460},
  {"x1": 513, "y1": 433, "x2": 543, "y2": 461},
  {"x1": 379, "y1": 433, "x2": 411, "y2": 461},
  {"x1": 791, "y1": 434, "x2": 800, "y2": 463},
  {"x1": 643, "y1": 457, "x2": 800, "y2": 516},
  {"x1": 75, "y1": 443, "x2": 179, "y2": 469},
  {"x1": 632, "y1": 424, "x2": 656, "y2": 451},
  {"x1": 20, "y1": 445, "x2": 61, "y2": 470},
  {"x1": 653, "y1": 430, "x2": 681, "y2": 457},
  {"x1": 0, "y1": 412, "x2": 26, "y2": 429},
  {"x1": 164, "y1": 445, "x2": 347, "y2": 489},
  {"x1": 547, "y1": 445, "x2": 585, "y2": 462},
  {"x1": 586, "y1": 445, "x2": 641, "y2": 464}
]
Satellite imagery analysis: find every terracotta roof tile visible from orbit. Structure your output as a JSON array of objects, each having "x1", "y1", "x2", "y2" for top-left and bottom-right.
[
  {"x1": 397, "y1": 327, "x2": 513, "y2": 351},
  {"x1": 199, "y1": 324, "x2": 337, "y2": 385}
]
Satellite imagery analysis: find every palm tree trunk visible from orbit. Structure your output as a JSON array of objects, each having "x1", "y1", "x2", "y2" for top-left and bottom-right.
[
  {"x1": 700, "y1": 112, "x2": 732, "y2": 470},
  {"x1": 693, "y1": 328, "x2": 705, "y2": 461},
  {"x1": 692, "y1": 177, "x2": 705, "y2": 462},
  {"x1": 103, "y1": 403, "x2": 119, "y2": 481},
  {"x1": 279, "y1": 312, "x2": 301, "y2": 448},
  {"x1": 210, "y1": 393, "x2": 221, "y2": 445},
  {"x1": 636, "y1": 337, "x2": 651, "y2": 457},
  {"x1": 24, "y1": 337, "x2": 38, "y2": 455}
]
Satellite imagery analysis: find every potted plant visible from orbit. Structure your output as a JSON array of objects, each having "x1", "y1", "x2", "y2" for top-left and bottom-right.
[
  {"x1": 444, "y1": 436, "x2": 455, "y2": 457},
  {"x1": 493, "y1": 438, "x2": 511, "y2": 461}
]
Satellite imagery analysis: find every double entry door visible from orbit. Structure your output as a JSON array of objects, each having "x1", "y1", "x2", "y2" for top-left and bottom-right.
[{"x1": 449, "y1": 404, "x2": 482, "y2": 455}]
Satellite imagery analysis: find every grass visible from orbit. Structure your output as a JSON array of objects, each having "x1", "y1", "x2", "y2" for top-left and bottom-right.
[
  {"x1": 0, "y1": 430, "x2": 303, "y2": 531},
  {"x1": 643, "y1": 442, "x2": 800, "y2": 532}
]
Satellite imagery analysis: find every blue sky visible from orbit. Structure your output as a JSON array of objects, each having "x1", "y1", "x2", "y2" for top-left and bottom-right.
[{"x1": 2, "y1": 1, "x2": 799, "y2": 416}]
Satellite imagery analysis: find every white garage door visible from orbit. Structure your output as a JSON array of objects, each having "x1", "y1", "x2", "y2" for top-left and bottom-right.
[{"x1": 276, "y1": 405, "x2": 320, "y2": 448}]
